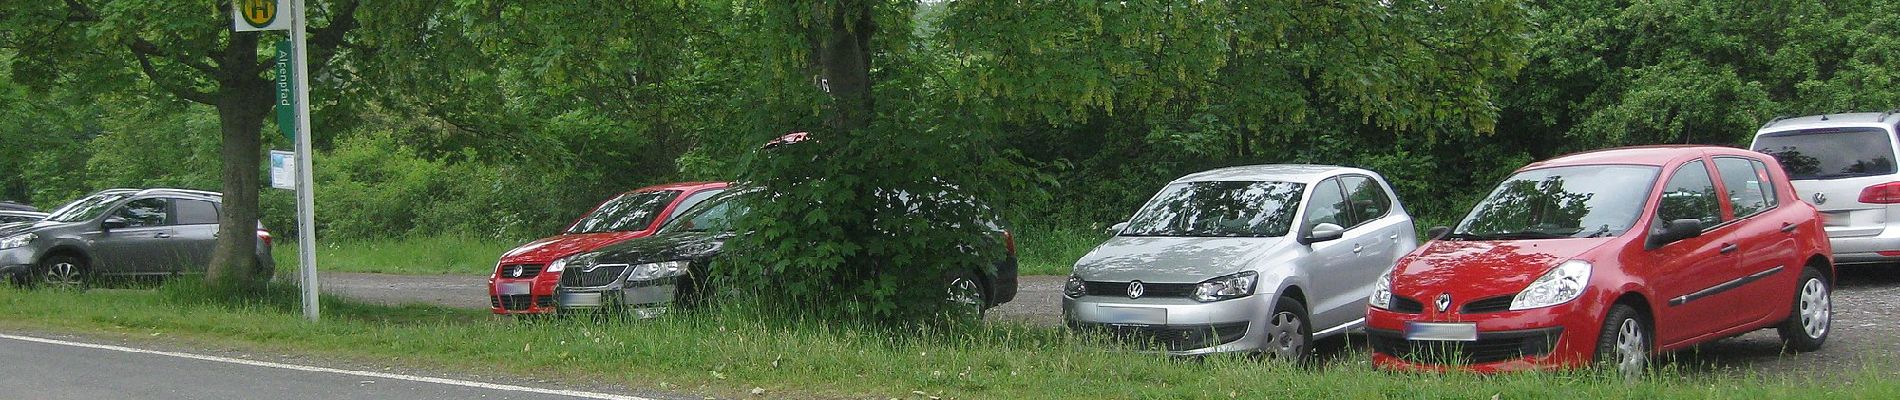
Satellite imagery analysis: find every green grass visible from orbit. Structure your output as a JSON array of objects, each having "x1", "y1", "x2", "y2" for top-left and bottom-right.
[
  {"x1": 273, "y1": 236, "x2": 519, "y2": 275},
  {"x1": 1014, "y1": 226, "x2": 1105, "y2": 276},
  {"x1": 0, "y1": 281, "x2": 1893, "y2": 399}
]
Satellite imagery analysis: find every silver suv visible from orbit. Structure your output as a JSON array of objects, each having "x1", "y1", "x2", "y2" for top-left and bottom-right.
[
  {"x1": 1064, "y1": 165, "x2": 1416, "y2": 359},
  {"x1": 0, "y1": 189, "x2": 274, "y2": 287},
  {"x1": 1752, "y1": 112, "x2": 1900, "y2": 265}
]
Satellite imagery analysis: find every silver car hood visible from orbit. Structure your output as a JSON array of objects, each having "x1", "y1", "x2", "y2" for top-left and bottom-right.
[{"x1": 1072, "y1": 235, "x2": 1295, "y2": 283}]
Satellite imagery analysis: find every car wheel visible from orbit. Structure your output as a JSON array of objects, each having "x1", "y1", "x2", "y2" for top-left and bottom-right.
[
  {"x1": 253, "y1": 257, "x2": 276, "y2": 284},
  {"x1": 38, "y1": 255, "x2": 88, "y2": 290},
  {"x1": 1775, "y1": 267, "x2": 1830, "y2": 352},
  {"x1": 1594, "y1": 303, "x2": 1648, "y2": 379},
  {"x1": 945, "y1": 273, "x2": 987, "y2": 319},
  {"x1": 1263, "y1": 295, "x2": 1312, "y2": 364}
]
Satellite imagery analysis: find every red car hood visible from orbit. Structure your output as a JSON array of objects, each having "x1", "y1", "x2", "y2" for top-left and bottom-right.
[
  {"x1": 1392, "y1": 238, "x2": 1613, "y2": 302},
  {"x1": 498, "y1": 231, "x2": 654, "y2": 265}
]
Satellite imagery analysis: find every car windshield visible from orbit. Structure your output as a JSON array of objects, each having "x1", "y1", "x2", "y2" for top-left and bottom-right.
[
  {"x1": 1754, "y1": 127, "x2": 1898, "y2": 180},
  {"x1": 660, "y1": 191, "x2": 751, "y2": 233},
  {"x1": 565, "y1": 190, "x2": 681, "y2": 234},
  {"x1": 1120, "y1": 181, "x2": 1305, "y2": 238},
  {"x1": 44, "y1": 193, "x2": 130, "y2": 223},
  {"x1": 1453, "y1": 165, "x2": 1660, "y2": 240}
]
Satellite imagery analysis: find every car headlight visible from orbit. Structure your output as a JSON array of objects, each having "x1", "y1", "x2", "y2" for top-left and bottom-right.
[
  {"x1": 546, "y1": 252, "x2": 600, "y2": 273},
  {"x1": 1369, "y1": 273, "x2": 1393, "y2": 310},
  {"x1": 1064, "y1": 275, "x2": 1087, "y2": 298},
  {"x1": 1192, "y1": 271, "x2": 1258, "y2": 302},
  {"x1": 627, "y1": 261, "x2": 689, "y2": 281},
  {"x1": 1510, "y1": 260, "x2": 1592, "y2": 310},
  {"x1": 0, "y1": 233, "x2": 35, "y2": 250}
]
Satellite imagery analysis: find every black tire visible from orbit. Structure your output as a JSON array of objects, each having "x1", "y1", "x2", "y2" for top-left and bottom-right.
[
  {"x1": 1776, "y1": 267, "x2": 1831, "y2": 352},
  {"x1": 253, "y1": 257, "x2": 277, "y2": 284},
  {"x1": 1263, "y1": 295, "x2": 1313, "y2": 364},
  {"x1": 37, "y1": 254, "x2": 88, "y2": 290},
  {"x1": 945, "y1": 272, "x2": 988, "y2": 319},
  {"x1": 1594, "y1": 303, "x2": 1649, "y2": 379}
]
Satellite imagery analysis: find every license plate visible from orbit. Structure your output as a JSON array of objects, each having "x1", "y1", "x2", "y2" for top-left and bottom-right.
[
  {"x1": 497, "y1": 282, "x2": 531, "y2": 295},
  {"x1": 1096, "y1": 306, "x2": 1166, "y2": 325},
  {"x1": 1405, "y1": 322, "x2": 1478, "y2": 341}
]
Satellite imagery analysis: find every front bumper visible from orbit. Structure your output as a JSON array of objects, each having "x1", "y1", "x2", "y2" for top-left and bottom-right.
[
  {"x1": 1365, "y1": 301, "x2": 1602, "y2": 372},
  {"x1": 555, "y1": 276, "x2": 681, "y2": 319},
  {"x1": 489, "y1": 272, "x2": 562, "y2": 315},
  {"x1": 1062, "y1": 294, "x2": 1267, "y2": 355},
  {"x1": 0, "y1": 247, "x2": 37, "y2": 277}
]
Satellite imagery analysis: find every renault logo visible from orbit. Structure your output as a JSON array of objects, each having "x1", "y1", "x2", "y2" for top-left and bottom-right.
[
  {"x1": 1813, "y1": 192, "x2": 1827, "y2": 205},
  {"x1": 1436, "y1": 293, "x2": 1452, "y2": 312},
  {"x1": 1127, "y1": 281, "x2": 1146, "y2": 299}
]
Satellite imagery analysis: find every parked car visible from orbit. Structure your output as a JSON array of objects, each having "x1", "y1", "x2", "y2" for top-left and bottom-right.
[
  {"x1": 1063, "y1": 165, "x2": 1417, "y2": 360},
  {"x1": 555, "y1": 187, "x2": 1020, "y2": 318},
  {"x1": 0, "y1": 188, "x2": 275, "y2": 287},
  {"x1": 1367, "y1": 146, "x2": 1833, "y2": 376},
  {"x1": 1751, "y1": 112, "x2": 1900, "y2": 266},
  {"x1": 0, "y1": 200, "x2": 37, "y2": 212},
  {"x1": 487, "y1": 182, "x2": 729, "y2": 315},
  {"x1": 0, "y1": 210, "x2": 47, "y2": 224}
]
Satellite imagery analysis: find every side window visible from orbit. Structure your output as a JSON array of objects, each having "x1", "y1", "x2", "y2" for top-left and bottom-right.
[
  {"x1": 665, "y1": 189, "x2": 724, "y2": 224},
  {"x1": 1303, "y1": 178, "x2": 1349, "y2": 228},
  {"x1": 175, "y1": 199, "x2": 220, "y2": 225},
  {"x1": 1750, "y1": 159, "x2": 1780, "y2": 208},
  {"x1": 1655, "y1": 160, "x2": 1723, "y2": 228},
  {"x1": 1340, "y1": 175, "x2": 1392, "y2": 227},
  {"x1": 1713, "y1": 157, "x2": 1771, "y2": 219},
  {"x1": 114, "y1": 198, "x2": 170, "y2": 228}
]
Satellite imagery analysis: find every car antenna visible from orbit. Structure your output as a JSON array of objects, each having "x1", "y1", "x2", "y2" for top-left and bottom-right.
[
  {"x1": 1880, "y1": 108, "x2": 1900, "y2": 122},
  {"x1": 1819, "y1": 113, "x2": 1829, "y2": 121}
]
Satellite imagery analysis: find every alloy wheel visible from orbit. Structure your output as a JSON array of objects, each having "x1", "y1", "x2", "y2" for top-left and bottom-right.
[
  {"x1": 945, "y1": 277, "x2": 984, "y2": 317},
  {"x1": 1265, "y1": 311, "x2": 1306, "y2": 360},
  {"x1": 42, "y1": 261, "x2": 83, "y2": 289},
  {"x1": 1799, "y1": 278, "x2": 1831, "y2": 339}
]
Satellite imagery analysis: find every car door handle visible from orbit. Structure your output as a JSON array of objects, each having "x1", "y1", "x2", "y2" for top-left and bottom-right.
[
  {"x1": 1352, "y1": 244, "x2": 1364, "y2": 253},
  {"x1": 1720, "y1": 243, "x2": 1739, "y2": 254},
  {"x1": 1388, "y1": 234, "x2": 1399, "y2": 241},
  {"x1": 154, "y1": 233, "x2": 173, "y2": 239},
  {"x1": 1780, "y1": 223, "x2": 1797, "y2": 233}
]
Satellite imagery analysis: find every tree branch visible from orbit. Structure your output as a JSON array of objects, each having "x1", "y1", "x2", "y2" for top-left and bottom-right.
[
  {"x1": 129, "y1": 37, "x2": 219, "y2": 76},
  {"x1": 131, "y1": 46, "x2": 217, "y2": 105},
  {"x1": 306, "y1": 0, "x2": 361, "y2": 77}
]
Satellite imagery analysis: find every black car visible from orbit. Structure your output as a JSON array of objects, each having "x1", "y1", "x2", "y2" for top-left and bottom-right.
[
  {"x1": 553, "y1": 188, "x2": 1020, "y2": 318},
  {"x1": 0, "y1": 210, "x2": 47, "y2": 225}
]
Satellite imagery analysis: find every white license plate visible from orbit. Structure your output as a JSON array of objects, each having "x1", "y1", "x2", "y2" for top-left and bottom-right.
[
  {"x1": 1405, "y1": 322, "x2": 1478, "y2": 341},
  {"x1": 1097, "y1": 306, "x2": 1167, "y2": 325},
  {"x1": 497, "y1": 282, "x2": 531, "y2": 295}
]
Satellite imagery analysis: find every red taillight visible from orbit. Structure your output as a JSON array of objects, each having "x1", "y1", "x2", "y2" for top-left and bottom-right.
[
  {"x1": 257, "y1": 230, "x2": 273, "y2": 246},
  {"x1": 1860, "y1": 182, "x2": 1900, "y2": 204},
  {"x1": 1002, "y1": 230, "x2": 1016, "y2": 256}
]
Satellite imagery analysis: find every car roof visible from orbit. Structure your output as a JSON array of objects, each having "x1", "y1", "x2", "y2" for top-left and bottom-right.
[
  {"x1": 1524, "y1": 145, "x2": 1767, "y2": 170},
  {"x1": 0, "y1": 210, "x2": 46, "y2": 217},
  {"x1": 626, "y1": 181, "x2": 729, "y2": 194},
  {"x1": 1758, "y1": 112, "x2": 1900, "y2": 134},
  {"x1": 1171, "y1": 164, "x2": 1375, "y2": 184}
]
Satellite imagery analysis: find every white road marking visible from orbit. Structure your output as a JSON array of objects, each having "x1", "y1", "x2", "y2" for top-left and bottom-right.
[{"x1": 0, "y1": 333, "x2": 654, "y2": 400}]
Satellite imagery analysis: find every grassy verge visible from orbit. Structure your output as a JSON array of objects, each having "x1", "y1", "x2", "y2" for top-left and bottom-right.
[
  {"x1": 0, "y1": 282, "x2": 1892, "y2": 399},
  {"x1": 273, "y1": 236, "x2": 519, "y2": 275}
]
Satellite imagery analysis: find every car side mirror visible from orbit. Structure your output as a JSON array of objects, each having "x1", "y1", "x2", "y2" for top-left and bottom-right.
[
  {"x1": 1302, "y1": 223, "x2": 1346, "y2": 244},
  {"x1": 101, "y1": 217, "x2": 128, "y2": 231},
  {"x1": 1646, "y1": 218, "x2": 1704, "y2": 249},
  {"x1": 1425, "y1": 226, "x2": 1451, "y2": 241},
  {"x1": 1108, "y1": 222, "x2": 1128, "y2": 235}
]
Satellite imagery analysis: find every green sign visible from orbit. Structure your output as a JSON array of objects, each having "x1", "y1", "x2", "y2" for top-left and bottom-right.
[{"x1": 275, "y1": 39, "x2": 295, "y2": 143}]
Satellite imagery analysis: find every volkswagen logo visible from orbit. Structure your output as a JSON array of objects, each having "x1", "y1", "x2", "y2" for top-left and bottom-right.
[
  {"x1": 1127, "y1": 281, "x2": 1146, "y2": 299},
  {"x1": 507, "y1": 265, "x2": 525, "y2": 278},
  {"x1": 1812, "y1": 192, "x2": 1827, "y2": 205},
  {"x1": 1435, "y1": 293, "x2": 1452, "y2": 312}
]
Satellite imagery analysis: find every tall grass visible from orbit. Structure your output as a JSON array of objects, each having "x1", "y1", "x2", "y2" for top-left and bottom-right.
[
  {"x1": 0, "y1": 281, "x2": 1892, "y2": 399},
  {"x1": 272, "y1": 236, "x2": 520, "y2": 275}
]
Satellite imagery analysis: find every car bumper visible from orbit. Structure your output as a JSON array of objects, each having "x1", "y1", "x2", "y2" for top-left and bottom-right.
[
  {"x1": 555, "y1": 276, "x2": 680, "y2": 319},
  {"x1": 1825, "y1": 232, "x2": 1900, "y2": 264},
  {"x1": 1062, "y1": 294, "x2": 1268, "y2": 355},
  {"x1": 488, "y1": 273, "x2": 562, "y2": 315},
  {"x1": 0, "y1": 247, "x2": 37, "y2": 276},
  {"x1": 1365, "y1": 302, "x2": 1602, "y2": 372}
]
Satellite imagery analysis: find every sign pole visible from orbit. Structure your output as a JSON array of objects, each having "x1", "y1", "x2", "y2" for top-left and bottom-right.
[{"x1": 290, "y1": 0, "x2": 319, "y2": 322}]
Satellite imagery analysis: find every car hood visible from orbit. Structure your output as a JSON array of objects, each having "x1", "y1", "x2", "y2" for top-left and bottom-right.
[
  {"x1": 0, "y1": 220, "x2": 73, "y2": 237},
  {"x1": 1072, "y1": 235, "x2": 1297, "y2": 283},
  {"x1": 499, "y1": 230, "x2": 654, "y2": 264},
  {"x1": 591, "y1": 230, "x2": 729, "y2": 266},
  {"x1": 1391, "y1": 238, "x2": 1613, "y2": 301}
]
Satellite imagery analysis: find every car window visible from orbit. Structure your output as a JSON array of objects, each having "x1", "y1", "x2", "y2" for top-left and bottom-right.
[
  {"x1": 663, "y1": 188, "x2": 725, "y2": 224},
  {"x1": 1455, "y1": 165, "x2": 1659, "y2": 239},
  {"x1": 114, "y1": 198, "x2": 170, "y2": 228},
  {"x1": 663, "y1": 191, "x2": 751, "y2": 233},
  {"x1": 1655, "y1": 160, "x2": 1723, "y2": 227},
  {"x1": 1303, "y1": 178, "x2": 1349, "y2": 228},
  {"x1": 1754, "y1": 127, "x2": 1898, "y2": 180},
  {"x1": 566, "y1": 190, "x2": 682, "y2": 234},
  {"x1": 1340, "y1": 175, "x2": 1391, "y2": 228},
  {"x1": 1120, "y1": 181, "x2": 1306, "y2": 238},
  {"x1": 1751, "y1": 159, "x2": 1779, "y2": 208},
  {"x1": 1713, "y1": 157, "x2": 1771, "y2": 219},
  {"x1": 175, "y1": 199, "x2": 220, "y2": 225},
  {"x1": 45, "y1": 193, "x2": 130, "y2": 223}
]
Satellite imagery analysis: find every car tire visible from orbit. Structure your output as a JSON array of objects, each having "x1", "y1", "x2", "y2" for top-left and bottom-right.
[
  {"x1": 253, "y1": 257, "x2": 276, "y2": 284},
  {"x1": 1775, "y1": 267, "x2": 1831, "y2": 352},
  {"x1": 945, "y1": 273, "x2": 987, "y2": 319},
  {"x1": 1594, "y1": 303, "x2": 1649, "y2": 379},
  {"x1": 1263, "y1": 295, "x2": 1313, "y2": 365},
  {"x1": 38, "y1": 254, "x2": 88, "y2": 290}
]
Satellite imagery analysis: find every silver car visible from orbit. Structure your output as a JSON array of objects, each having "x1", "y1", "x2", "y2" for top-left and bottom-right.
[
  {"x1": 1063, "y1": 165, "x2": 1416, "y2": 359},
  {"x1": 1752, "y1": 112, "x2": 1900, "y2": 265}
]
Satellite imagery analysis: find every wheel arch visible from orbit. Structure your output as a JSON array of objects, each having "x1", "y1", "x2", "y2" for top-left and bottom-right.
[
  {"x1": 1804, "y1": 254, "x2": 1833, "y2": 284},
  {"x1": 39, "y1": 245, "x2": 91, "y2": 267}
]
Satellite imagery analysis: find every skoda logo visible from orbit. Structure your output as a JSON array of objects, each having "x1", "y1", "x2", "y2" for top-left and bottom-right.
[
  {"x1": 507, "y1": 265, "x2": 525, "y2": 278},
  {"x1": 1127, "y1": 281, "x2": 1146, "y2": 299},
  {"x1": 1812, "y1": 192, "x2": 1827, "y2": 205},
  {"x1": 1435, "y1": 293, "x2": 1452, "y2": 313}
]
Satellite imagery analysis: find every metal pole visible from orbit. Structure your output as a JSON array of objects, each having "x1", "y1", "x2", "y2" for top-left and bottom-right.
[{"x1": 290, "y1": 0, "x2": 319, "y2": 322}]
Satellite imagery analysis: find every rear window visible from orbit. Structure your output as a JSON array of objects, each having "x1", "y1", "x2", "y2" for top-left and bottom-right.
[{"x1": 1754, "y1": 128, "x2": 1898, "y2": 180}]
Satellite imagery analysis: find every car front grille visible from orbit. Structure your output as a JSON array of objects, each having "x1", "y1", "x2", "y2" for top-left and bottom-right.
[
  {"x1": 1083, "y1": 281, "x2": 1197, "y2": 298},
  {"x1": 1461, "y1": 296, "x2": 1515, "y2": 314},
  {"x1": 495, "y1": 264, "x2": 544, "y2": 279},
  {"x1": 491, "y1": 294, "x2": 554, "y2": 311},
  {"x1": 1367, "y1": 327, "x2": 1561, "y2": 365},
  {"x1": 560, "y1": 264, "x2": 629, "y2": 288},
  {"x1": 1390, "y1": 296, "x2": 1425, "y2": 313},
  {"x1": 1071, "y1": 322, "x2": 1250, "y2": 352}
]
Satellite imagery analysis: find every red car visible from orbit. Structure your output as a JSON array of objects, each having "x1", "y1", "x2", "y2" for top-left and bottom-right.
[
  {"x1": 488, "y1": 182, "x2": 729, "y2": 315},
  {"x1": 1367, "y1": 146, "x2": 1833, "y2": 376}
]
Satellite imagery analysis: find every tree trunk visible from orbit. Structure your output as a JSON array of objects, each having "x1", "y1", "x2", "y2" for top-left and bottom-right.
[
  {"x1": 813, "y1": 0, "x2": 875, "y2": 134},
  {"x1": 205, "y1": 31, "x2": 275, "y2": 287}
]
